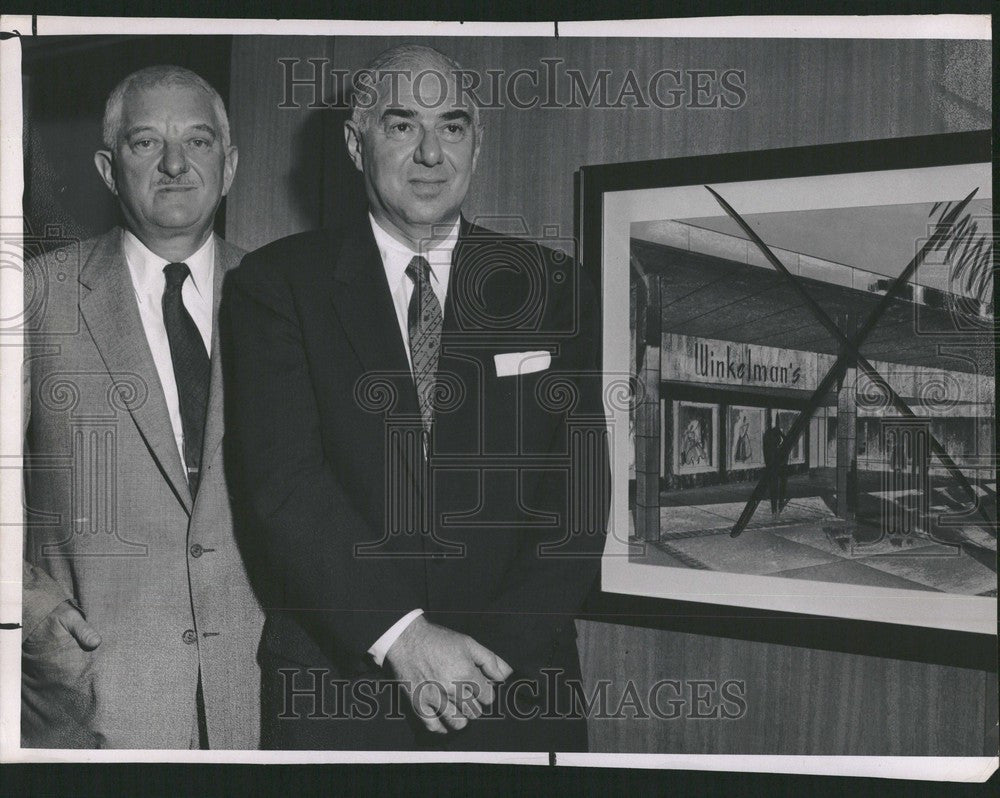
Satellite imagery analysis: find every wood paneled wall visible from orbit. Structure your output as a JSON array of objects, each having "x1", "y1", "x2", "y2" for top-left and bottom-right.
[
  {"x1": 227, "y1": 36, "x2": 335, "y2": 252},
  {"x1": 225, "y1": 35, "x2": 993, "y2": 755},
  {"x1": 318, "y1": 36, "x2": 991, "y2": 252},
  {"x1": 579, "y1": 622, "x2": 989, "y2": 754}
]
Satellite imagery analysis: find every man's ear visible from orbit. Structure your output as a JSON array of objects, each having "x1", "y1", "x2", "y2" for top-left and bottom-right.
[
  {"x1": 93, "y1": 150, "x2": 117, "y2": 195},
  {"x1": 222, "y1": 145, "x2": 239, "y2": 196},
  {"x1": 343, "y1": 120, "x2": 365, "y2": 173},
  {"x1": 471, "y1": 124, "x2": 484, "y2": 173}
]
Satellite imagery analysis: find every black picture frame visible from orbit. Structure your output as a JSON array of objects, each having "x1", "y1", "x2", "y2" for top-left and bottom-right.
[{"x1": 575, "y1": 130, "x2": 995, "y2": 670}]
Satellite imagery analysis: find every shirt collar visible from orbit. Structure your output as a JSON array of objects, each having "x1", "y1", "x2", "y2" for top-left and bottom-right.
[
  {"x1": 368, "y1": 212, "x2": 459, "y2": 289},
  {"x1": 122, "y1": 229, "x2": 215, "y2": 297}
]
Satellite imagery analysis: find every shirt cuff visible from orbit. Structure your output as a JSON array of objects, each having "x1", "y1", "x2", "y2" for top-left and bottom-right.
[{"x1": 368, "y1": 609, "x2": 424, "y2": 667}]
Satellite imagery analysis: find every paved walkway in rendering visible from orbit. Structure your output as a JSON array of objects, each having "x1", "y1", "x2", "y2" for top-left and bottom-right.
[{"x1": 630, "y1": 475, "x2": 996, "y2": 596}]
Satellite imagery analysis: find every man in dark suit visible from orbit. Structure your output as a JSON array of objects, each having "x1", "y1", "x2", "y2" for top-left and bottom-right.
[
  {"x1": 762, "y1": 424, "x2": 787, "y2": 517},
  {"x1": 223, "y1": 45, "x2": 609, "y2": 751}
]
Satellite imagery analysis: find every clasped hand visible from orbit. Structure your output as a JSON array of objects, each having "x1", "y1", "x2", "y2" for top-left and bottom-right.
[{"x1": 383, "y1": 615, "x2": 512, "y2": 734}]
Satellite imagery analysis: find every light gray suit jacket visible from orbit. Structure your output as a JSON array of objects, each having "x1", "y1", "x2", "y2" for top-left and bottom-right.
[{"x1": 22, "y1": 227, "x2": 263, "y2": 749}]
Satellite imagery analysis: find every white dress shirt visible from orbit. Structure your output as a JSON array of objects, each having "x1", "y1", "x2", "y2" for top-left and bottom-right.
[
  {"x1": 366, "y1": 213, "x2": 459, "y2": 666},
  {"x1": 122, "y1": 230, "x2": 214, "y2": 470}
]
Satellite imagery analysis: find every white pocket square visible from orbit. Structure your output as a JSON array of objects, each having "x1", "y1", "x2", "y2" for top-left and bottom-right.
[{"x1": 494, "y1": 351, "x2": 551, "y2": 377}]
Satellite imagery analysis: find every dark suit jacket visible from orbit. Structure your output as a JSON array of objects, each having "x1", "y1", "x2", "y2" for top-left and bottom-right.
[
  {"x1": 762, "y1": 426, "x2": 785, "y2": 467},
  {"x1": 222, "y1": 219, "x2": 609, "y2": 680}
]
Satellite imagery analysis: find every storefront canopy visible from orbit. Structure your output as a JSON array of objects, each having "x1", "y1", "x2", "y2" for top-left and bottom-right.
[{"x1": 632, "y1": 236, "x2": 993, "y2": 377}]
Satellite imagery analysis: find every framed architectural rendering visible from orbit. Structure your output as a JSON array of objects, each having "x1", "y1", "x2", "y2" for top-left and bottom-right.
[{"x1": 582, "y1": 130, "x2": 995, "y2": 648}]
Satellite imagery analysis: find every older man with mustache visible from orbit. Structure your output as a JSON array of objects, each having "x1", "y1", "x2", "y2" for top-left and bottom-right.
[{"x1": 22, "y1": 65, "x2": 263, "y2": 749}]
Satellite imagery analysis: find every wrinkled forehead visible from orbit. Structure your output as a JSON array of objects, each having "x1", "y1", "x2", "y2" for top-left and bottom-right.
[
  {"x1": 120, "y1": 82, "x2": 219, "y2": 128},
  {"x1": 366, "y1": 58, "x2": 474, "y2": 119}
]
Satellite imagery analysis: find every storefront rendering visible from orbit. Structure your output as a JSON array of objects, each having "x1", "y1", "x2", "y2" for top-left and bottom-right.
[{"x1": 628, "y1": 218, "x2": 995, "y2": 596}]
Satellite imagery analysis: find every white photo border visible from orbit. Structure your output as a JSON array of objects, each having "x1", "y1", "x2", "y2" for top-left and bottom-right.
[{"x1": 0, "y1": 13, "x2": 995, "y2": 782}]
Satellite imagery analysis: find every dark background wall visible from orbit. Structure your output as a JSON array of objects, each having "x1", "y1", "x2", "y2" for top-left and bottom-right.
[
  {"x1": 21, "y1": 36, "x2": 232, "y2": 247},
  {"x1": 21, "y1": 33, "x2": 994, "y2": 755}
]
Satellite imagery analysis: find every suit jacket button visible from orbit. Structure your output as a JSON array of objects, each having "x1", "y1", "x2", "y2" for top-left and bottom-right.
[
  {"x1": 182, "y1": 629, "x2": 197, "y2": 645},
  {"x1": 189, "y1": 543, "x2": 204, "y2": 558}
]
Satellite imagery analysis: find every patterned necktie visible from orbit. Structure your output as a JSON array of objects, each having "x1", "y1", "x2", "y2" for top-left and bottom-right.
[
  {"x1": 162, "y1": 262, "x2": 210, "y2": 496},
  {"x1": 406, "y1": 255, "x2": 442, "y2": 438}
]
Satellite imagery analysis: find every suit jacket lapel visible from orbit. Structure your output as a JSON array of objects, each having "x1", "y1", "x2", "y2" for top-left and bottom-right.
[
  {"x1": 327, "y1": 226, "x2": 428, "y2": 525},
  {"x1": 78, "y1": 228, "x2": 193, "y2": 514},
  {"x1": 435, "y1": 218, "x2": 486, "y2": 454},
  {"x1": 199, "y1": 236, "x2": 242, "y2": 475},
  {"x1": 328, "y1": 228, "x2": 420, "y2": 419}
]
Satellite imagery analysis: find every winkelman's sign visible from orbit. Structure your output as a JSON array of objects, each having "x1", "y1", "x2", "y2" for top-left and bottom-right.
[
  {"x1": 660, "y1": 333, "x2": 993, "y2": 404},
  {"x1": 662, "y1": 333, "x2": 822, "y2": 391}
]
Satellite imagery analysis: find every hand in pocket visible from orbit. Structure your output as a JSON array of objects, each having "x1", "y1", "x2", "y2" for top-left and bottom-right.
[{"x1": 22, "y1": 601, "x2": 106, "y2": 748}]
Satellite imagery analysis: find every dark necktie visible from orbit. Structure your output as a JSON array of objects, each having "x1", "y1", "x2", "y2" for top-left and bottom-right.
[
  {"x1": 162, "y1": 262, "x2": 210, "y2": 496},
  {"x1": 405, "y1": 255, "x2": 442, "y2": 438}
]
